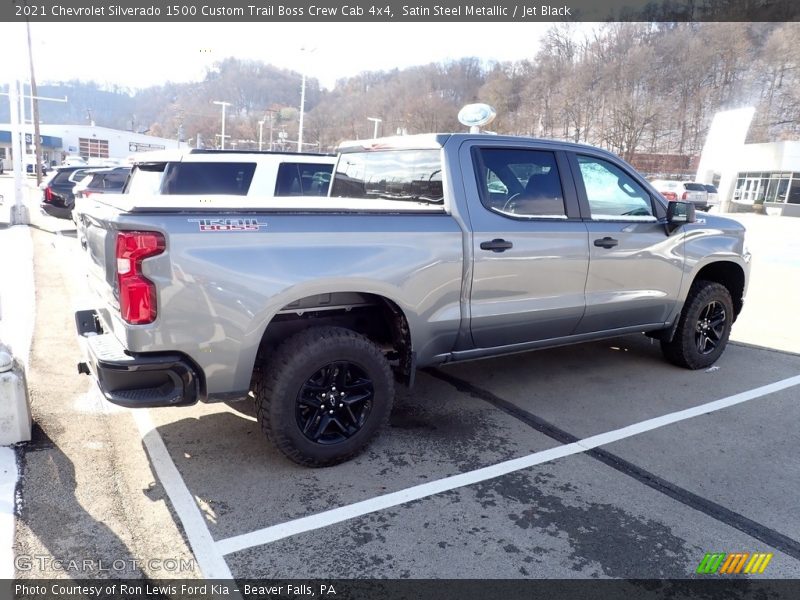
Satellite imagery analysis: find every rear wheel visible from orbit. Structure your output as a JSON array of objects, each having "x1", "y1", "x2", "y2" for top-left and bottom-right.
[
  {"x1": 660, "y1": 280, "x2": 733, "y2": 369},
  {"x1": 254, "y1": 326, "x2": 394, "y2": 467}
]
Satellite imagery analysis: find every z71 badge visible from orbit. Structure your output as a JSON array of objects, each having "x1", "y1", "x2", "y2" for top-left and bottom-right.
[{"x1": 188, "y1": 218, "x2": 268, "y2": 232}]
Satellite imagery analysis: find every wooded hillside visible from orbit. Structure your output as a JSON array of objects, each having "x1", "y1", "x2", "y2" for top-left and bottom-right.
[{"x1": 5, "y1": 22, "x2": 798, "y2": 158}]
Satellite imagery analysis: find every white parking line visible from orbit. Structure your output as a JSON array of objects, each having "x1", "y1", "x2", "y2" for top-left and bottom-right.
[
  {"x1": 215, "y1": 373, "x2": 800, "y2": 557},
  {"x1": 132, "y1": 409, "x2": 236, "y2": 581}
]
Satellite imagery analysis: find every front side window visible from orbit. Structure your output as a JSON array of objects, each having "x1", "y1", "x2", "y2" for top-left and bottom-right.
[
  {"x1": 577, "y1": 155, "x2": 654, "y2": 220},
  {"x1": 474, "y1": 148, "x2": 566, "y2": 218},
  {"x1": 331, "y1": 149, "x2": 443, "y2": 203}
]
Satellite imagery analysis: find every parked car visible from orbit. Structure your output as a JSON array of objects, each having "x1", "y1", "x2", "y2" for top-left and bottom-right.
[
  {"x1": 40, "y1": 165, "x2": 102, "y2": 219},
  {"x1": 122, "y1": 149, "x2": 336, "y2": 197},
  {"x1": 650, "y1": 180, "x2": 710, "y2": 211},
  {"x1": 25, "y1": 160, "x2": 50, "y2": 176},
  {"x1": 701, "y1": 184, "x2": 720, "y2": 209},
  {"x1": 63, "y1": 156, "x2": 88, "y2": 167}
]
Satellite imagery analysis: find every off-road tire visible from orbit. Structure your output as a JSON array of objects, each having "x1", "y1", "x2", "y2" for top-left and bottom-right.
[
  {"x1": 661, "y1": 280, "x2": 734, "y2": 369},
  {"x1": 254, "y1": 326, "x2": 394, "y2": 467}
]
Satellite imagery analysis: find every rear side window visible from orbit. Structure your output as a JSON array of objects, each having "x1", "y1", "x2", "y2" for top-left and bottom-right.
[
  {"x1": 98, "y1": 170, "x2": 129, "y2": 189},
  {"x1": 125, "y1": 163, "x2": 166, "y2": 195},
  {"x1": 160, "y1": 162, "x2": 256, "y2": 195},
  {"x1": 274, "y1": 162, "x2": 333, "y2": 196},
  {"x1": 52, "y1": 169, "x2": 80, "y2": 185},
  {"x1": 331, "y1": 149, "x2": 443, "y2": 203},
  {"x1": 474, "y1": 148, "x2": 566, "y2": 218}
]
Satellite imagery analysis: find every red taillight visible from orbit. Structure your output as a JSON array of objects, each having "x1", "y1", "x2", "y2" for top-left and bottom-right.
[
  {"x1": 682, "y1": 191, "x2": 688, "y2": 200},
  {"x1": 115, "y1": 231, "x2": 165, "y2": 325},
  {"x1": 44, "y1": 186, "x2": 53, "y2": 203},
  {"x1": 663, "y1": 192, "x2": 677, "y2": 201}
]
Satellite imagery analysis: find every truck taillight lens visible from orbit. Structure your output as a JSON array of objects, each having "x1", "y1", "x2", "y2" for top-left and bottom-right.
[
  {"x1": 115, "y1": 231, "x2": 165, "y2": 325},
  {"x1": 663, "y1": 192, "x2": 677, "y2": 201}
]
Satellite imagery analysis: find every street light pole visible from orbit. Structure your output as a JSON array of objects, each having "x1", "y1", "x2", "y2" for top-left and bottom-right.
[
  {"x1": 298, "y1": 46, "x2": 316, "y2": 153},
  {"x1": 258, "y1": 119, "x2": 265, "y2": 151},
  {"x1": 212, "y1": 100, "x2": 231, "y2": 150},
  {"x1": 367, "y1": 117, "x2": 382, "y2": 139},
  {"x1": 298, "y1": 72, "x2": 306, "y2": 152}
]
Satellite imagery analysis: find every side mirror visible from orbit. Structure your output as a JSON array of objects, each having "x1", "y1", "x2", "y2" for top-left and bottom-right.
[{"x1": 666, "y1": 201, "x2": 696, "y2": 232}]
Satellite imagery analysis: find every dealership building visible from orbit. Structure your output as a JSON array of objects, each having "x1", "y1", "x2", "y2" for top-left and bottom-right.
[
  {"x1": 727, "y1": 141, "x2": 800, "y2": 217},
  {"x1": 0, "y1": 123, "x2": 186, "y2": 168}
]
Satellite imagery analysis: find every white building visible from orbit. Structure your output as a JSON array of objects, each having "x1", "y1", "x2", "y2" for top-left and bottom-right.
[
  {"x1": 728, "y1": 141, "x2": 800, "y2": 217},
  {"x1": 0, "y1": 123, "x2": 188, "y2": 169}
]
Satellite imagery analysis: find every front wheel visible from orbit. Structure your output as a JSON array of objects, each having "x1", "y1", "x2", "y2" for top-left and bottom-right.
[
  {"x1": 660, "y1": 280, "x2": 734, "y2": 369},
  {"x1": 254, "y1": 326, "x2": 394, "y2": 467}
]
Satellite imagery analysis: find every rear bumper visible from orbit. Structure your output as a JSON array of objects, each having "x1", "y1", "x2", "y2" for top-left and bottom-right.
[
  {"x1": 40, "y1": 202, "x2": 73, "y2": 220},
  {"x1": 75, "y1": 309, "x2": 200, "y2": 408}
]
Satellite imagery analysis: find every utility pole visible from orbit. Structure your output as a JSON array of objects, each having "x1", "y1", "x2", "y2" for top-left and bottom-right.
[
  {"x1": 258, "y1": 120, "x2": 265, "y2": 151},
  {"x1": 8, "y1": 79, "x2": 28, "y2": 225},
  {"x1": 26, "y1": 21, "x2": 44, "y2": 185}
]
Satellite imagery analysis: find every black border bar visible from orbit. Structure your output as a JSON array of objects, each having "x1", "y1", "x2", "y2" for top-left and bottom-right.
[{"x1": 5, "y1": 0, "x2": 800, "y2": 22}]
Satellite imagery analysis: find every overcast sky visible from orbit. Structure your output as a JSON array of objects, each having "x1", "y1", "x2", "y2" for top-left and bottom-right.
[{"x1": 10, "y1": 22, "x2": 596, "y2": 90}]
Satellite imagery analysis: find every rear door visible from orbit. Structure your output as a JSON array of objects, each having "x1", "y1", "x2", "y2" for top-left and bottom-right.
[
  {"x1": 568, "y1": 152, "x2": 683, "y2": 333},
  {"x1": 463, "y1": 142, "x2": 589, "y2": 348}
]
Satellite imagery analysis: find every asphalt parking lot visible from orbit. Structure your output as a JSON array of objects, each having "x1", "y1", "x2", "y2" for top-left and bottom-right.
[{"x1": 8, "y1": 183, "x2": 800, "y2": 583}]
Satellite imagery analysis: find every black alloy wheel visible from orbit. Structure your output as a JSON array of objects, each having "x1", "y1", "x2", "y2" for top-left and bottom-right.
[
  {"x1": 660, "y1": 280, "x2": 734, "y2": 370},
  {"x1": 296, "y1": 361, "x2": 374, "y2": 444},
  {"x1": 254, "y1": 326, "x2": 394, "y2": 467},
  {"x1": 694, "y1": 300, "x2": 727, "y2": 355}
]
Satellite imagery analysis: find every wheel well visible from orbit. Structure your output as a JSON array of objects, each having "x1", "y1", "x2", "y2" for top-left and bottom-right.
[
  {"x1": 257, "y1": 292, "x2": 413, "y2": 385},
  {"x1": 694, "y1": 261, "x2": 745, "y2": 319}
]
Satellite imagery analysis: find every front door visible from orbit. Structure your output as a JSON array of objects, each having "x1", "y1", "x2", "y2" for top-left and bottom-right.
[
  {"x1": 569, "y1": 153, "x2": 685, "y2": 334},
  {"x1": 465, "y1": 145, "x2": 589, "y2": 348}
]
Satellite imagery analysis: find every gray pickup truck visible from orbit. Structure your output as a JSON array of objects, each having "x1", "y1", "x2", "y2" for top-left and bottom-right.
[{"x1": 75, "y1": 134, "x2": 750, "y2": 466}]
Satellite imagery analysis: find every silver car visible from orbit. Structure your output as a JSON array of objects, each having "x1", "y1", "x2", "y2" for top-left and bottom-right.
[{"x1": 650, "y1": 179, "x2": 710, "y2": 211}]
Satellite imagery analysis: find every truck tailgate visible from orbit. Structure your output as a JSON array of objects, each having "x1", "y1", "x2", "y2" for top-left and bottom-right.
[{"x1": 77, "y1": 199, "x2": 121, "y2": 321}]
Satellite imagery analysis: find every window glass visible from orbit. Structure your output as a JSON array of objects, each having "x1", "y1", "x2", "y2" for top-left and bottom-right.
[
  {"x1": 331, "y1": 150, "x2": 443, "y2": 203},
  {"x1": 577, "y1": 155, "x2": 654, "y2": 219},
  {"x1": 683, "y1": 183, "x2": 706, "y2": 191},
  {"x1": 103, "y1": 170, "x2": 130, "y2": 188},
  {"x1": 125, "y1": 163, "x2": 165, "y2": 195},
  {"x1": 275, "y1": 162, "x2": 334, "y2": 196},
  {"x1": 78, "y1": 137, "x2": 109, "y2": 159},
  {"x1": 474, "y1": 148, "x2": 565, "y2": 218},
  {"x1": 160, "y1": 162, "x2": 256, "y2": 195}
]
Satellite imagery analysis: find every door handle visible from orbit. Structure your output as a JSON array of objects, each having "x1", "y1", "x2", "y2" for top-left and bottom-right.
[
  {"x1": 480, "y1": 239, "x2": 513, "y2": 253},
  {"x1": 593, "y1": 237, "x2": 619, "y2": 249}
]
